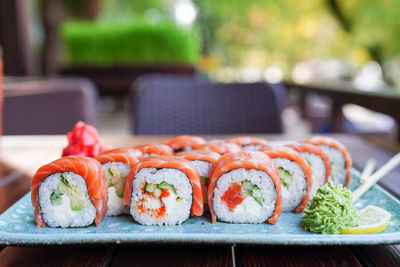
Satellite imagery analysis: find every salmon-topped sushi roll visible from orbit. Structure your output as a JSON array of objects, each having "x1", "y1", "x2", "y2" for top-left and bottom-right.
[
  {"x1": 208, "y1": 151, "x2": 282, "y2": 224},
  {"x1": 198, "y1": 140, "x2": 241, "y2": 155},
  {"x1": 304, "y1": 136, "x2": 352, "y2": 186},
  {"x1": 135, "y1": 144, "x2": 173, "y2": 157},
  {"x1": 176, "y1": 150, "x2": 221, "y2": 207},
  {"x1": 287, "y1": 143, "x2": 331, "y2": 198},
  {"x1": 163, "y1": 135, "x2": 206, "y2": 153},
  {"x1": 123, "y1": 155, "x2": 203, "y2": 225},
  {"x1": 31, "y1": 156, "x2": 107, "y2": 227},
  {"x1": 262, "y1": 147, "x2": 312, "y2": 213},
  {"x1": 227, "y1": 136, "x2": 269, "y2": 151},
  {"x1": 95, "y1": 148, "x2": 143, "y2": 216}
]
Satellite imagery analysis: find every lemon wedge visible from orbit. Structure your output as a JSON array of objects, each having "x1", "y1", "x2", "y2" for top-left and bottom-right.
[{"x1": 339, "y1": 205, "x2": 391, "y2": 234}]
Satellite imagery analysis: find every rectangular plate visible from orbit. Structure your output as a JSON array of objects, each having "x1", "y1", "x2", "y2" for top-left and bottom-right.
[{"x1": 1, "y1": 169, "x2": 400, "y2": 246}]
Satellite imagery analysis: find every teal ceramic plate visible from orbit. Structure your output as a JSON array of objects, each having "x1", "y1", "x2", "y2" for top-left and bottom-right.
[{"x1": 1, "y1": 169, "x2": 399, "y2": 246}]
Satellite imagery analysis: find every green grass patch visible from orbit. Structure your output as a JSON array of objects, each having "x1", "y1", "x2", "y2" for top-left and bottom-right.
[{"x1": 60, "y1": 19, "x2": 200, "y2": 66}]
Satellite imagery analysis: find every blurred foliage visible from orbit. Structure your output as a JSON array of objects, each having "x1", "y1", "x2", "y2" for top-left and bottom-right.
[
  {"x1": 195, "y1": 0, "x2": 353, "y2": 71},
  {"x1": 340, "y1": 0, "x2": 400, "y2": 60},
  {"x1": 60, "y1": 0, "x2": 400, "y2": 83},
  {"x1": 99, "y1": 0, "x2": 165, "y2": 19},
  {"x1": 60, "y1": 19, "x2": 200, "y2": 66},
  {"x1": 193, "y1": 0, "x2": 400, "y2": 83}
]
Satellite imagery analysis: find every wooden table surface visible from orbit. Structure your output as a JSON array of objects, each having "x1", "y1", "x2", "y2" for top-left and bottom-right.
[
  {"x1": 285, "y1": 81, "x2": 400, "y2": 141},
  {"x1": 1, "y1": 134, "x2": 400, "y2": 266}
]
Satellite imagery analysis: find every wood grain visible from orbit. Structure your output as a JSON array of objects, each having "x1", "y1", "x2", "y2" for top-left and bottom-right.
[
  {"x1": 285, "y1": 81, "x2": 400, "y2": 141},
  {"x1": 351, "y1": 245, "x2": 400, "y2": 266},
  {"x1": 235, "y1": 246, "x2": 362, "y2": 267},
  {"x1": 0, "y1": 246, "x2": 114, "y2": 267},
  {"x1": 111, "y1": 245, "x2": 233, "y2": 267}
]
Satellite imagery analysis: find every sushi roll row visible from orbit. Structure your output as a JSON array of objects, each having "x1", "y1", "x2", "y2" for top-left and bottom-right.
[
  {"x1": 31, "y1": 134, "x2": 352, "y2": 228},
  {"x1": 208, "y1": 151, "x2": 282, "y2": 224},
  {"x1": 124, "y1": 156, "x2": 203, "y2": 225},
  {"x1": 31, "y1": 156, "x2": 108, "y2": 228},
  {"x1": 95, "y1": 147, "x2": 143, "y2": 216},
  {"x1": 263, "y1": 147, "x2": 312, "y2": 213},
  {"x1": 176, "y1": 150, "x2": 220, "y2": 207},
  {"x1": 304, "y1": 136, "x2": 352, "y2": 187}
]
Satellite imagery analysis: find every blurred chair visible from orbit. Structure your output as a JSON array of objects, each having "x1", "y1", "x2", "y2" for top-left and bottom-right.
[
  {"x1": 131, "y1": 75, "x2": 285, "y2": 134},
  {"x1": 4, "y1": 78, "x2": 97, "y2": 134}
]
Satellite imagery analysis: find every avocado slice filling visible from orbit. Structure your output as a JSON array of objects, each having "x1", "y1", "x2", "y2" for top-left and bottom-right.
[
  {"x1": 105, "y1": 166, "x2": 128, "y2": 198},
  {"x1": 50, "y1": 174, "x2": 84, "y2": 211}
]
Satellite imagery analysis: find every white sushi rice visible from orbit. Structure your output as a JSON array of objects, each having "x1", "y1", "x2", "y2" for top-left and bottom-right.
[
  {"x1": 241, "y1": 144, "x2": 262, "y2": 151},
  {"x1": 213, "y1": 168, "x2": 277, "y2": 223},
  {"x1": 130, "y1": 168, "x2": 193, "y2": 225},
  {"x1": 102, "y1": 161, "x2": 131, "y2": 216},
  {"x1": 191, "y1": 160, "x2": 211, "y2": 178},
  {"x1": 318, "y1": 145, "x2": 346, "y2": 185},
  {"x1": 300, "y1": 152, "x2": 326, "y2": 199},
  {"x1": 273, "y1": 158, "x2": 307, "y2": 212},
  {"x1": 38, "y1": 172, "x2": 96, "y2": 228}
]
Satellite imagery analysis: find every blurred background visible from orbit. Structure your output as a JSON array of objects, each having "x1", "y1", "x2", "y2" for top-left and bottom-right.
[{"x1": 0, "y1": 0, "x2": 399, "y2": 140}]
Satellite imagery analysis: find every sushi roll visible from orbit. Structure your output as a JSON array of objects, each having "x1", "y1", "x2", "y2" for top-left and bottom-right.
[
  {"x1": 31, "y1": 156, "x2": 107, "y2": 227},
  {"x1": 304, "y1": 136, "x2": 352, "y2": 186},
  {"x1": 135, "y1": 144, "x2": 173, "y2": 157},
  {"x1": 95, "y1": 148, "x2": 144, "y2": 216},
  {"x1": 176, "y1": 150, "x2": 221, "y2": 207},
  {"x1": 227, "y1": 136, "x2": 269, "y2": 151},
  {"x1": 198, "y1": 140, "x2": 241, "y2": 155},
  {"x1": 164, "y1": 135, "x2": 206, "y2": 153},
  {"x1": 263, "y1": 147, "x2": 312, "y2": 213},
  {"x1": 123, "y1": 155, "x2": 203, "y2": 225},
  {"x1": 208, "y1": 151, "x2": 282, "y2": 224},
  {"x1": 288, "y1": 143, "x2": 331, "y2": 198}
]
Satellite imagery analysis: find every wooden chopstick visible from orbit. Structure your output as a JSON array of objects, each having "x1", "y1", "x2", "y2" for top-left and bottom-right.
[
  {"x1": 359, "y1": 159, "x2": 376, "y2": 184},
  {"x1": 353, "y1": 152, "x2": 400, "y2": 202}
]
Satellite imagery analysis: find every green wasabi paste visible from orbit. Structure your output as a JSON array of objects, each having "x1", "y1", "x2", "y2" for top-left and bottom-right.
[{"x1": 301, "y1": 181, "x2": 359, "y2": 234}]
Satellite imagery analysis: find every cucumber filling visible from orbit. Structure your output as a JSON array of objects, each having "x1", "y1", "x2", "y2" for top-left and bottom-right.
[
  {"x1": 49, "y1": 174, "x2": 84, "y2": 211},
  {"x1": 242, "y1": 180, "x2": 264, "y2": 206},
  {"x1": 145, "y1": 182, "x2": 180, "y2": 200},
  {"x1": 278, "y1": 167, "x2": 292, "y2": 189}
]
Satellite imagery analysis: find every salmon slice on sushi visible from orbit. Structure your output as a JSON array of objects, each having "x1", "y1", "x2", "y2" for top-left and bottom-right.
[
  {"x1": 163, "y1": 135, "x2": 206, "y2": 153},
  {"x1": 208, "y1": 151, "x2": 282, "y2": 224},
  {"x1": 176, "y1": 150, "x2": 221, "y2": 207},
  {"x1": 198, "y1": 140, "x2": 241, "y2": 155},
  {"x1": 123, "y1": 155, "x2": 203, "y2": 225},
  {"x1": 31, "y1": 156, "x2": 107, "y2": 227},
  {"x1": 262, "y1": 147, "x2": 312, "y2": 213},
  {"x1": 227, "y1": 136, "x2": 269, "y2": 151},
  {"x1": 304, "y1": 136, "x2": 352, "y2": 186},
  {"x1": 288, "y1": 143, "x2": 331, "y2": 198},
  {"x1": 95, "y1": 148, "x2": 143, "y2": 216},
  {"x1": 135, "y1": 144, "x2": 173, "y2": 157}
]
